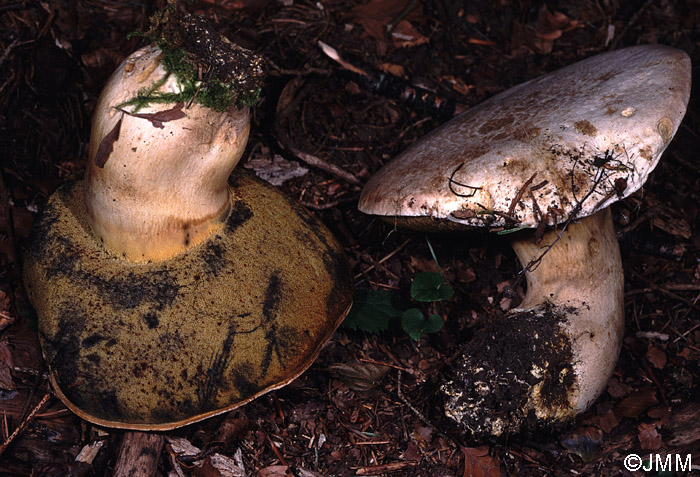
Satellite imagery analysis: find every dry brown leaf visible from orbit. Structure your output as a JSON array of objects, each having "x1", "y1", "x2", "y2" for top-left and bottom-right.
[
  {"x1": 462, "y1": 446, "x2": 500, "y2": 477},
  {"x1": 352, "y1": 0, "x2": 425, "y2": 47},
  {"x1": 93, "y1": 117, "x2": 122, "y2": 168},
  {"x1": 616, "y1": 387, "x2": 659, "y2": 419},
  {"x1": 327, "y1": 362, "x2": 390, "y2": 394},
  {"x1": 591, "y1": 407, "x2": 619, "y2": 434},
  {"x1": 647, "y1": 406, "x2": 672, "y2": 427},
  {"x1": 606, "y1": 376, "x2": 632, "y2": 399},
  {"x1": 380, "y1": 62, "x2": 405, "y2": 77},
  {"x1": 391, "y1": 20, "x2": 429, "y2": 48},
  {"x1": 638, "y1": 422, "x2": 664, "y2": 450},
  {"x1": 646, "y1": 345, "x2": 667, "y2": 369}
]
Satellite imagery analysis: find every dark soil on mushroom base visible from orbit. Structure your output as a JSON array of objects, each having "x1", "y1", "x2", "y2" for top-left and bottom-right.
[
  {"x1": 1, "y1": 1, "x2": 700, "y2": 476},
  {"x1": 443, "y1": 306, "x2": 575, "y2": 438}
]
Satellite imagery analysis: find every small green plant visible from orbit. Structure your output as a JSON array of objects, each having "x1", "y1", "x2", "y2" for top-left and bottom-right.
[
  {"x1": 122, "y1": 1, "x2": 265, "y2": 112},
  {"x1": 344, "y1": 237, "x2": 453, "y2": 341}
]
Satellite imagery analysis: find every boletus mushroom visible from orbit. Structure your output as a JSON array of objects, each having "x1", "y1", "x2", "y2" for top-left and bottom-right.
[
  {"x1": 358, "y1": 45, "x2": 691, "y2": 436},
  {"x1": 23, "y1": 12, "x2": 352, "y2": 430}
]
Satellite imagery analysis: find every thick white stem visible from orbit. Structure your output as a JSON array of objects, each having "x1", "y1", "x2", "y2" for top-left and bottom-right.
[
  {"x1": 85, "y1": 45, "x2": 250, "y2": 263},
  {"x1": 442, "y1": 208, "x2": 624, "y2": 435},
  {"x1": 510, "y1": 208, "x2": 624, "y2": 418}
]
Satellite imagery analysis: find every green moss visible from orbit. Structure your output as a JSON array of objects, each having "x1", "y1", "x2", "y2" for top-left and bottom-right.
[{"x1": 122, "y1": 3, "x2": 264, "y2": 112}]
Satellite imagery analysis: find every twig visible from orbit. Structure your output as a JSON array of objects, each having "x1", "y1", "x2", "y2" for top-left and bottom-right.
[
  {"x1": 0, "y1": 392, "x2": 50, "y2": 456},
  {"x1": 355, "y1": 461, "x2": 420, "y2": 474},
  {"x1": 354, "y1": 237, "x2": 412, "y2": 280},
  {"x1": 396, "y1": 370, "x2": 433, "y2": 428},
  {"x1": 507, "y1": 172, "x2": 537, "y2": 217},
  {"x1": 299, "y1": 194, "x2": 358, "y2": 210},
  {"x1": 283, "y1": 143, "x2": 362, "y2": 186}
]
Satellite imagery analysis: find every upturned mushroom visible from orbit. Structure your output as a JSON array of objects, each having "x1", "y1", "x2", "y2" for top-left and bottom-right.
[
  {"x1": 23, "y1": 11, "x2": 352, "y2": 430},
  {"x1": 358, "y1": 45, "x2": 691, "y2": 436}
]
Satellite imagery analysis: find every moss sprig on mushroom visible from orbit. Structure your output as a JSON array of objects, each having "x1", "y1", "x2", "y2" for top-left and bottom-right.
[{"x1": 124, "y1": 1, "x2": 265, "y2": 111}]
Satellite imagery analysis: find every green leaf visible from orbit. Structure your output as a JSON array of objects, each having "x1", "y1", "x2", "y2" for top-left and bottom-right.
[
  {"x1": 424, "y1": 314, "x2": 445, "y2": 334},
  {"x1": 343, "y1": 289, "x2": 402, "y2": 333},
  {"x1": 410, "y1": 272, "x2": 454, "y2": 302},
  {"x1": 401, "y1": 308, "x2": 444, "y2": 341}
]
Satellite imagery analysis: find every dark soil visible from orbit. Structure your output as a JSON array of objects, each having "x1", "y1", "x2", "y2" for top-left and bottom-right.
[
  {"x1": 1, "y1": 0, "x2": 700, "y2": 476},
  {"x1": 443, "y1": 305, "x2": 575, "y2": 438}
]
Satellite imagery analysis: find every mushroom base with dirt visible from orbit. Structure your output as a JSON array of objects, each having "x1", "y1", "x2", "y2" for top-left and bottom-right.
[{"x1": 441, "y1": 209, "x2": 623, "y2": 436}]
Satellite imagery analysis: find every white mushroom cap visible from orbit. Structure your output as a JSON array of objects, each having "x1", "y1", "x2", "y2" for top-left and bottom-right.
[{"x1": 359, "y1": 45, "x2": 691, "y2": 228}]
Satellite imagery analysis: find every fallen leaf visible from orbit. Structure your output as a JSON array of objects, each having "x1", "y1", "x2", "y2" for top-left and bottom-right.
[
  {"x1": 638, "y1": 422, "x2": 663, "y2": 450},
  {"x1": 380, "y1": 62, "x2": 405, "y2": 77},
  {"x1": 462, "y1": 446, "x2": 500, "y2": 477},
  {"x1": 647, "y1": 406, "x2": 672, "y2": 426},
  {"x1": 606, "y1": 377, "x2": 632, "y2": 399},
  {"x1": 244, "y1": 154, "x2": 308, "y2": 186},
  {"x1": 403, "y1": 440, "x2": 421, "y2": 461},
  {"x1": 591, "y1": 413, "x2": 619, "y2": 434},
  {"x1": 534, "y1": 5, "x2": 570, "y2": 40},
  {"x1": 615, "y1": 387, "x2": 659, "y2": 419},
  {"x1": 121, "y1": 102, "x2": 187, "y2": 128},
  {"x1": 327, "y1": 362, "x2": 390, "y2": 394},
  {"x1": 352, "y1": 0, "x2": 425, "y2": 47},
  {"x1": 391, "y1": 20, "x2": 429, "y2": 48},
  {"x1": 646, "y1": 345, "x2": 667, "y2": 369},
  {"x1": 93, "y1": 117, "x2": 122, "y2": 168}
]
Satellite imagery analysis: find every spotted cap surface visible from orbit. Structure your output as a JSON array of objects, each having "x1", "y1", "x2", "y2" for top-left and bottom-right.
[
  {"x1": 358, "y1": 45, "x2": 691, "y2": 229},
  {"x1": 23, "y1": 170, "x2": 352, "y2": 430}
]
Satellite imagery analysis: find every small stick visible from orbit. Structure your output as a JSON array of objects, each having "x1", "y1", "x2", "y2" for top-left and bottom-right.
[
  {"x1": 284, "y1": 143, "x2": 362, "y2": 186},
  {"x1": 0, "y1": 392, "x2": 50, "y2": 456}
]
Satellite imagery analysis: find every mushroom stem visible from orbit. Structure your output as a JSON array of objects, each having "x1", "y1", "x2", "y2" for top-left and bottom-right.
[
  {"x1": 510, "y1": 208, "x2": 624, "y2": 416},
  {"x1": 85, "y1": 46, "x2": 250, "y2": 263},
  {"x1": 442, "y1": 208, "x2": 624, "y2": 435}
]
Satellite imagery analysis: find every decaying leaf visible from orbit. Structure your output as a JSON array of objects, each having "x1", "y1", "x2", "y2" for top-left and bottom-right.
[
  {"x1": 120, "y1": 102, "x2": 187, "y2": 128},
  {"x1": 462, "y1": 446, "x2": 501, "y2": 477},
  {"x1": 244, "y1": 154, "x2": 308, "y2": 186},
  {"x1": 638, "y1": 422, "x2": 663, "y2": 450},
  {"x1": 615, "y1": 387, "x2": 659, "y2": 419},
  {"x1": 391, "y1": 20, "x2": 429, "y2": 48},
  {"x1": 591, "y1": 404, "x2": 619, "y2": 434},
  {"x1": 327, "y1": 362, "x2": 390, "y2": 394},
  {"x1": 93, "y1": 117, "x2": 122, "y2": 168},
  {"x1": 646, "y1": 345, "x2": 667, "y2": 369},
  {"x1": 352, "y1": 0, "x2": 425, "y2": 47}
]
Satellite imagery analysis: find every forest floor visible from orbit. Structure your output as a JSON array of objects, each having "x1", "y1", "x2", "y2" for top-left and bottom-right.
[{"x1": 1, "y1": 0, "x2": 699, "y2": 475}]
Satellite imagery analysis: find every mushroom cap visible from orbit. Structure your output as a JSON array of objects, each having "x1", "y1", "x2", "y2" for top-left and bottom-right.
[
  {"x1": 23, "y1": 170, "x2": 353, "y2": 430},
  {"x1": 358, "y1": 45, "x2": 691, "y2": 229}
]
